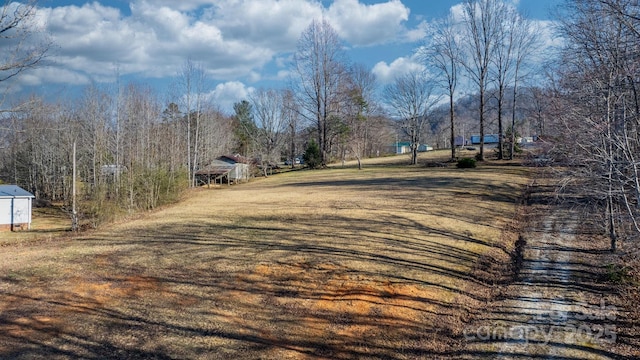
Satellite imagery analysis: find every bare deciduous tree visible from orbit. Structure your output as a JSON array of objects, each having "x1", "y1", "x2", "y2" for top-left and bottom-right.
[
  {"x1": 250, "y1": 88, "x2": 288, "y2": 176},
  {"x1": 384, "y1": 71, "x2": 441, "y2": 165},
  {"x1": 460, "y1": 0, "x2": 504, "y2": 160},
  {"x1": 339, "y1": 63, "x2": 378, "y2": 170},
  {"x1": 491, "y1": 4, "x2": 517, "y2": 160},
  {"x1": 422, "y1": 14, "x2": 461, "y2": 161},
  {"x1": 282, "y1": 89, "x2": 299, "y2": 169},
  {"x1": 508, "y1": 13, "x2": 539, "y2": 159},
  {"x1": 292, "y1": 19, "x2": 347, "y2": 167},
  {"x1": 557, "y1": 0, "x2": 640, "y2": 251},
  {"x1": 0, "y1": 0, "x2": 50, "y2": 85},
  {"x1": 178, "y1": 59, "x2": 207, "y2": 187}
]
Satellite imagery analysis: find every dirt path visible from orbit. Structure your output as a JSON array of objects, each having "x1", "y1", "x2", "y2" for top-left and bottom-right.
[{"x1": 464, "y1": 198, "x2": 624, "y2": 359}]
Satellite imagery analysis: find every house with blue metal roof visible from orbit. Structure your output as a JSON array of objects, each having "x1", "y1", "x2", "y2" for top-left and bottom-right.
[
  {"x1": 470, "y1": 134, "x2": 500, "y2": 145},
  {"x1": 0, "y1": 185, "x2": 35, "y2": 231}
]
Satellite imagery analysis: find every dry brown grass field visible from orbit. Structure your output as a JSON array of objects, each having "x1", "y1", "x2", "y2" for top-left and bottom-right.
[
  {"x1": 0, "y1": 206, "x2": 70, "y2": 246},
  {"x1": 0, "y1": 152, "x2": 531, "y2": 359}
]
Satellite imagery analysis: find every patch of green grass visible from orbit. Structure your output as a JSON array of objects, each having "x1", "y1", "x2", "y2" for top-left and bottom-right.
[{"x1": 606, "y1": 263, "x2": 634, "y2": 284}]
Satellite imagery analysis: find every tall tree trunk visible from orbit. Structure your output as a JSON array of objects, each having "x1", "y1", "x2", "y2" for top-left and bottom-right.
[
  {"x1": 510, "y1": 69, "x2": 519, "y2": 160},
  {"x1": 450, "y1": 93, "x2": 456, "y2": 160},
  {"x1": 290, "y1": 125, "x2": 296, "y2": 169},
  {"x1": 608, "y1": 193, "x2": 617, "y2": 252},
  {"x1": 479, "y1": 84, "x2": 485, "y2": 161},
  {"x1": 497, "y1": 85, "x2": 504, "y2": 160},
  {"x1": 606, "y1": 85, "x2": 617, "y2": 252},
  {"x1": 411, "y1": 129, "x2": 418, "y2": 165},
  {"x1": 187, "y1": 111, "x2": 191, "y2": 187}
]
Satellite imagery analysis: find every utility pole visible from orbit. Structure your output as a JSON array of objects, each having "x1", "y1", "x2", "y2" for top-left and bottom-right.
[{"x1": 72, "y1": 141, "x2": 78, "y2": 232}]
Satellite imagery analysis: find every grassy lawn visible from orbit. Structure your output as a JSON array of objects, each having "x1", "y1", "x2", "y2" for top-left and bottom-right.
[
  {"x1": 0, "y1": 153, "x2": 530, "y2": 359},
  {"x1": 0, "y1": 206, "x2": 70, "y2": 246}
]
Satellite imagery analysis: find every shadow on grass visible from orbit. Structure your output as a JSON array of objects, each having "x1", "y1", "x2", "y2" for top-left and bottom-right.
[
  {"x1": 0, "y1": 208, "x2": 509, "y2": 359},
  {"x1": 4, "y1": 167, "x2": 626, "y2": 359}
]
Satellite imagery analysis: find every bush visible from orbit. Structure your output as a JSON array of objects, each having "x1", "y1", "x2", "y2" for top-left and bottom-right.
[
  {"x1": 457, "y1": 158, "x2": 477, "y2": 169},
  {"x1": 605, "y1": 263, "x2": 633, "y2": 284},
  {"x1": 79, "y1": 167, "x2": 189, "y2": 229},
  {"x1": 303, "y1": 140, "x2": 322, "y2": 169}
]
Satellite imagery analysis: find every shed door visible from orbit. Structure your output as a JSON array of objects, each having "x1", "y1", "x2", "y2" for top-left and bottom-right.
[{"x1": 13, "y1": 199, "x2": 30, "y2": 224}]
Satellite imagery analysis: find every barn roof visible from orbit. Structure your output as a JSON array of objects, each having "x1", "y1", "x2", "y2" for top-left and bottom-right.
[
  {"x1": 0, "y1": 185, "x2": 34, "y2": 198},
  {"x1": 195, "y1": 160, "x2": 235, "y2": 176},
  {"x1": 218, "y1": 154, "x2": 254, "y2": 164}
]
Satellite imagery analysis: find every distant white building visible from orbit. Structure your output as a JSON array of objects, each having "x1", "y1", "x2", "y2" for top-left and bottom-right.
[
  {"x1": 518, "y1": 136, "x2": 535, "y2": 144},
  {"x1": 394, "y1": 142, "x2": 433, "y2": 154},
  {"x1": 0, "y1": 185, "x2": 35, "y2": 231},
  {"x1": 101, "y1": 164, "x2": 127, "y2": 180}
]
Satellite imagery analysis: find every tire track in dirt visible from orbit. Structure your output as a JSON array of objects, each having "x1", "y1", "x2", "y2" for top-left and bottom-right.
[
  {"x1": 495, "y1": 210, "x2": 615, "y2": 359},
  {"x1": 465, "y1": 204, "x2": 622, "y2": 359},
  {"x1": 497, "y1": 207, "x2": 615, "y2": 359}
]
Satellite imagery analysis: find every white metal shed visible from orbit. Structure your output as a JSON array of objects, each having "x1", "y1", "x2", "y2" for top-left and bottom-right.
[{"x1": 0, "y1": 185, "x2": 35, "y2": 231}]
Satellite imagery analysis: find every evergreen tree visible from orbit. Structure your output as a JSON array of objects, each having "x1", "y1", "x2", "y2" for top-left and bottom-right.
[
  {"x1": 232, "y1": 100, "x2": 256, "y2": 156},
  {"x1": 303, "y1": 140, "x2": 322, "y2": 169}
]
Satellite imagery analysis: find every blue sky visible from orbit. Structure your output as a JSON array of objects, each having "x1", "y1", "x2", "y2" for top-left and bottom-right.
[{"x1": 6, "y1": 0, "x2": 560, "y2": 113}]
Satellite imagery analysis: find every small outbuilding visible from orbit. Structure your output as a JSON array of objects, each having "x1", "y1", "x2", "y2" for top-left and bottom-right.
[
  {"x1": 217, "y1": 155, "x2": 251, "y2": 182},
  {"x1": 393, "y1": 142, "x2": 433, "y2": 154},
  {"x1": 195, "y1": 159, "x2": 237, "y2": 187},
  {"x1": 395, "y1": 142, "x2": 412, "y2": 154},
  {"x1": 0, "y1": 185, "x2": 35, "y2": 231},
  {"x1": 195, "y1": 155, "x2": 251, "y2": 187}
]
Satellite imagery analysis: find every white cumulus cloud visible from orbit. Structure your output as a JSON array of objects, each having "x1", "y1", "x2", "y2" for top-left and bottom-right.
[
  {"x1": 326, "y1": 0, "x2": 410, "y2": 46},
  {"x1": 372, "y1": 56, "x2": 425, "y2": 85},
  {"x1": 207, "y1": 81, "x2": 255, "y2": 114},
  {"x1": 24, "y1": 0, "x2": 419, "y2": 91}
]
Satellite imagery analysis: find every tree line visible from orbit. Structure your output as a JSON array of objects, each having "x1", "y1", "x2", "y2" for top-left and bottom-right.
[
  {"x1": 0, "y1": 3, "x2": 399, "y2": 227},
  {"x1": 0, "y1": 82, "x2": 235, "y2": 226},
  {"x1": 0, "y1": 0, "x2": 561, "y2": 227},
  {"x1": 550, "y1": 0, "x2": 640, "y2": 251},
  {"x1": 1, "y1": 0, "x2": 639, "y2": 248}
]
